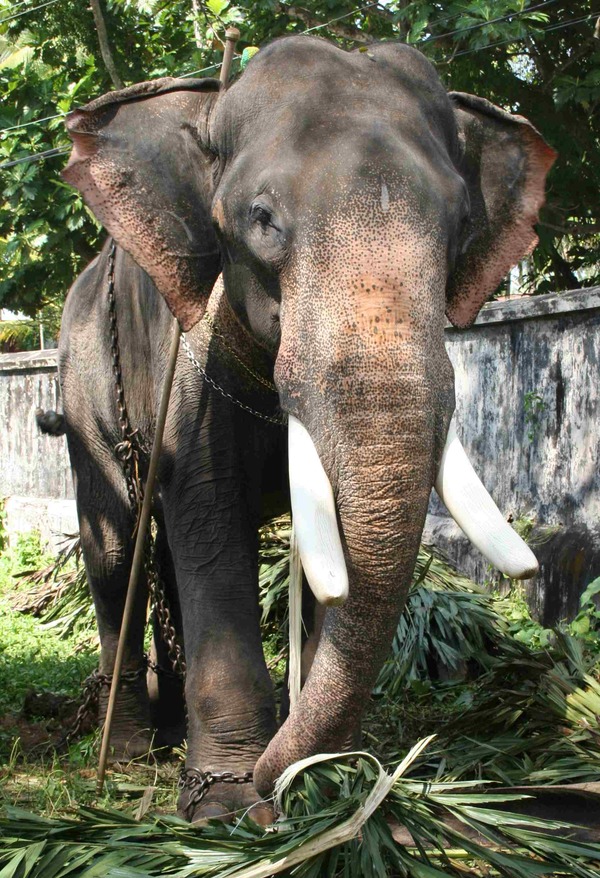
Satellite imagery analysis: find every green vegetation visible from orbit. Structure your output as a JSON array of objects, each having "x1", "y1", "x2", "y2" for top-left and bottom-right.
[
  {"x1": 0, "y1": 521, "x2": 599, "y2": 874},
  {"x1": 2, "y1": 744, "x2": 600, "y2": 878},
  {"x1": 0, "y1": 534, "x2": 97, "y2": 764},
  {"x1": 1, "y1": 0, "x2": 599, "y2": 324}
]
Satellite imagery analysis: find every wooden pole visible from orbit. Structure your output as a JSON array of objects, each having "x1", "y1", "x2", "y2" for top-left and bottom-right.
[
  {"x1": 96, "y1": 322, "x2": 180, "y2": 792},
  {"x1": 96, "y1": 27, "x2": 240, "y2": 794},
  {"x1": 220, "y1": 27, "x2": 240, "y2": 86}
]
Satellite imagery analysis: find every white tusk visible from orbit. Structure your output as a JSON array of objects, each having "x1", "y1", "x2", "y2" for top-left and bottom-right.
[
  {"x1": 435, "y1": 417, "x2": 539, "y2": 579},
  {"x1": 288, "y1": 415, "x2": 349, "y2": 606}
]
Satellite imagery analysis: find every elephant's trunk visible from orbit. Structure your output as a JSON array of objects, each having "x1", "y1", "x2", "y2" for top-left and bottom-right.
[{"x1": 254, "y1": 346, "x2": 447, "y2": 794}]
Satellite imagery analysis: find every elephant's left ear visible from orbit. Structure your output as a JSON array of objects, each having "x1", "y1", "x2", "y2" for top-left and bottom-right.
[
  {"x1": 446, "y1": 92, "x2": 556, "y2": 328},
  {"x1": 62, "y1": 78, "x2": 222, "y2": 331}
]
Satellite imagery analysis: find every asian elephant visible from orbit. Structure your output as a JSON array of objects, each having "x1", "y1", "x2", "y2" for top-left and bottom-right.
[{"x1": 59, "y1": 35, "x2": 555, "y2": 822}]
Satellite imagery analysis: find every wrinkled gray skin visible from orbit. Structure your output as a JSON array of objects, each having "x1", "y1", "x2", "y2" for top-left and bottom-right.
[{"x1": 60, "y1": 36, "x2": 554, "y2": 822}]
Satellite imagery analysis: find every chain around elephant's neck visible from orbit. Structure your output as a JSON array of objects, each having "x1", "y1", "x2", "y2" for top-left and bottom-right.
[
  {"x1": 180, "y1": 275, "x2": 284, "y2": 426},
  {"x1": 179, "y1": 331, "x2": 284, "y2": 426}
]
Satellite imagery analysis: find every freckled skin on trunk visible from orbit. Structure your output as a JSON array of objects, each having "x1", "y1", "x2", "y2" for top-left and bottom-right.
[
  {"x1": 255, "y1": 406, "x2": 450, "y2": 793},
  {"x1": 255, "y1": 198, "x2": 456, "y2": 790}
]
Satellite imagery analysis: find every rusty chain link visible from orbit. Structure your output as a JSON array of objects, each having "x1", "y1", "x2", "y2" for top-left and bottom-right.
[
  {"x1": 106, "y1": 240, "x2": 148, "y2": 517},
  {"x1": 146, "y1": 532, "x2": 187, "y2": 679},
  {"x1": 62, "y1": 664, "x2": 146, "y2": 746},
  {"x1": 178, "y1": 767, "x2": 254, "y2": 813}
]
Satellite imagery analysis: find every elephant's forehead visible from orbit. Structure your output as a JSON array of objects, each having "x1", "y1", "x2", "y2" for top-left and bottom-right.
[{"x1": 215, "y1": 37, "x2": 456, "y2": 155}]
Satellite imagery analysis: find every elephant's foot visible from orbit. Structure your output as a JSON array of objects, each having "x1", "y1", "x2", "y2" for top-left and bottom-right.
[
  {"x1": 177, "y1": 768, "x2": 273, "y2": 826},
  {"x1": 97, "y1": 671, "x2": 154, "y2": 762},
  {"x1": 147, "y1": 668, "x2": 186, "y2": 751},
  {"x1": 153, "y1": 720, "x2": 186, "y2": 751}
]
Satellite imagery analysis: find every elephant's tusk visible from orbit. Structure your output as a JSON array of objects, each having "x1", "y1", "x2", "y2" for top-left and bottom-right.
[
  {"x1": 435, "y1": 417, "x2": 539, "y2": 579},
  {"x1": 288, "y1": 415, "x2": 349, "y2": 606}
]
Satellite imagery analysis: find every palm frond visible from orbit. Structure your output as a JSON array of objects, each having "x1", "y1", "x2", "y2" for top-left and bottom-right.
[
  {"x1": 1, "y1": 744, "x2": 599, "y2": 878},
  {"x1": 11, "y1": 535, "x2": 96, "y2": 638},
  {"x1": 435, "y1": 633, "x2": 600, "y2": 786}
]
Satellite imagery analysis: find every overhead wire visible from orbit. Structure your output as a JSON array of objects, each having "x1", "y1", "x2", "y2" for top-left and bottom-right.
[
  {"x1": 0, "y1": 0, "x2": 59, "y2": 25},
  {"x1": 0, "y1": 0, "x2": 43, "y2": 15},
  {"x1": 447, "y1": 12, "x2": 597, "y2": 60},
  {"x1": 0, "y1": 4, "x2": 596, "y2": 170},
  {"x1": 0, "y1": 1, "x2": 379, "y2": 139},
  {"x1": 300, "y1": 1, "x2": 380, "y2": 35},
  {"x1": 420, "y1": 0, "x2": 561, "y2": 45},
  {"x1": 0, "y1": 0, "x2": 568, "y2": 136}
]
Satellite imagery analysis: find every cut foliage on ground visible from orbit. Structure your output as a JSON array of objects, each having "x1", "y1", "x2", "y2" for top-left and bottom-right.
[
  {"x1": 1, "y1": 744, "x2": 599, "y2": 878},
  {"x1": 0, "y1": 519, "x2": 599, "y2": 874}
]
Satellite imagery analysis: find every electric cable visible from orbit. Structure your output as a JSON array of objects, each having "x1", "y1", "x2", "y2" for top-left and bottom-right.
[
  {"x1": 447, "y1": 12, "x2": 597, "y2": 60},
  {"x1": 0, "y1": 0, "x2": 59, "y2": 25},
  {"x1": 421, "y1": 0, "x2": 561, "y2": 45},
  {"x1": 1, "y1": 5, "x2": 595, "y2": 170}
]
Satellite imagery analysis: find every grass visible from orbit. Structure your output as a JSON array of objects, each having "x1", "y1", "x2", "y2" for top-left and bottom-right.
[{"x1": 0, "y1": 534, "x2": 98, "y2": 763}]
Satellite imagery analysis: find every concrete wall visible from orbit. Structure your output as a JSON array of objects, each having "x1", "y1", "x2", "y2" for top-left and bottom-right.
[
  {"x1": 1, "y1": 288, "x2": 599, "y2": 620},
  {"x1": 425, "y1": 287, "x2": 600, "y2": 624},
  {"x1": 0, "y1": 349, "x2": 77, "y2": 549}
]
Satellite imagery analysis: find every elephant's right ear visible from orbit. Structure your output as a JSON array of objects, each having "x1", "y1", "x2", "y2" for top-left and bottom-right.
[
  {"x1": 62, "y1": 78, "x2": 222, "y2": 330},
  {"x1": 446, "y1": 92, "x2": 556, "y2": 329}
]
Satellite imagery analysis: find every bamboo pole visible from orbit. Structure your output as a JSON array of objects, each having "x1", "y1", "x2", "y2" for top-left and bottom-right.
[{"x1": 96, "y1": 27, "x2": 240, "y2": 794}]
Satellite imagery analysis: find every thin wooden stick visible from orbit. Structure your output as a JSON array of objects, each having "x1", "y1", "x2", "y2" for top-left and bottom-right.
[
  {"x1": 96, "y1": 27, "x2": 240, "y2": 794},
  {"x1": 97, "y1": 321, "x2": 180, "y2": 793},
  {"x1": 288, "y1": 527, "x2": 303, "y2": 709}
]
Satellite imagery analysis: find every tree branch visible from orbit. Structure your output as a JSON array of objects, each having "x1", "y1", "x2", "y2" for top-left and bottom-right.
[
  {"x1": 89, "y1": 0, "x2": 124, "y2": 90},
  {"x1": 275, "y1": 3, "x2": 376, "y2": 44}
]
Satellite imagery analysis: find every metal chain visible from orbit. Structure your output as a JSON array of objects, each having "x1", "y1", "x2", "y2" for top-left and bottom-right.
[
  {"x1": 106, "y1": 240, "x2": 148, "y2": 515},
  {"x1": 180, "y1": 332, "x2": 285, "y2": 426},
  {"x1": 146, "y1": 532, "x2": 187, "y2": 679},
  {"x1": 70, "y1": 245, "x2": 283, "y2": 744},
  {"x1": 106, "y1": 240, "x2": 184, "y2": 681},
  {"x1": 62, "y1": 664, "x2": 146, "y2": 745},
  {"x1": 66, "y1": 242, "x2": 185, "y2": 742},
  {"x1": 201, "y1": 311, "x2": 278, "y2": 392},
  {"x1": 178, "y1": 767, "x2": 254, "y2": 809}
]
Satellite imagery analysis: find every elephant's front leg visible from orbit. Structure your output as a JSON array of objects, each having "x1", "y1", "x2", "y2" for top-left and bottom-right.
[{"x1": 161, "y1": 393, "x2": 279, "y2": 824}]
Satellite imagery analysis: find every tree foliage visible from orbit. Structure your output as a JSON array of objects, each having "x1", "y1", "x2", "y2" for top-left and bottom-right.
[{"x1": 0, "y1": 0, "x2": 598, "y2": 318}]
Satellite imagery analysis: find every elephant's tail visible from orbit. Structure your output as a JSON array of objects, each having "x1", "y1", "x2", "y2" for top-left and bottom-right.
[{"x1": 36, "y1": 408, "x2": 66, "y2": 436}]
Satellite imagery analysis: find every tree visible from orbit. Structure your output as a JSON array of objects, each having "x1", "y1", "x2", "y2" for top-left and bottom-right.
[{"x1": 0, "y1": 0, "x2": 598, "y2": 320}]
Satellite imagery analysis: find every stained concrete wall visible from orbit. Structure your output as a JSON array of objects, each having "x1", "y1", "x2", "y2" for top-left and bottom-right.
[
  {"x1": 424, "y1": 286, "x2": 600, "y2": 624},
  {"x1": 0, "y1": 349, "x2": 76, "y2": 548},
  {"x1": 1, "y1": 288, "x2": 599, "y2": 620}
]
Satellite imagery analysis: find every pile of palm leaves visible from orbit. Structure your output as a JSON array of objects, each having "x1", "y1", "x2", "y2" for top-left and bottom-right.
[
  {"x1": 12, "y1": 514, "x2": 600, "y2": 791},
  {"x1": 434, "y1": 633, "x2": 600, "y2": 787},
  {"x1": 258, "y1": 515, "x2": 508, "y2": 683},
  {"x1": 1, "y1": 741, "x2": 599, "y2": 878},
  {"x1": 11, "y1": 534, "x2": 95, "y2": 637}
]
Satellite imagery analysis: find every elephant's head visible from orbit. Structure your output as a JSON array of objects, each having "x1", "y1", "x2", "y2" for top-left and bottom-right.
[{"x1": 63, "y1": 36, "x2": 555, "y2": 794}]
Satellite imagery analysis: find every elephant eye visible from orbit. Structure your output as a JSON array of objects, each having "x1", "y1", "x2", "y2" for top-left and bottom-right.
[{"x1": 250, "y1": 203, "x2": 274, "y2": 229}]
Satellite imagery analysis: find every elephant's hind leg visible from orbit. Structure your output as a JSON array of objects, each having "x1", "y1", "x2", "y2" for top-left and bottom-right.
[
  {"x1": 146, "y1": 522, "x2": 186, "y2": 750},
  {"x1": 69, "y1": 429, "x2": 153, "y2": 761}
]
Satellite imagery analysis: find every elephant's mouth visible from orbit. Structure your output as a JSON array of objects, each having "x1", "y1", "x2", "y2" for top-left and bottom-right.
[{"x1": 288, "y1": 413, "x2": 538, "y2": 607}]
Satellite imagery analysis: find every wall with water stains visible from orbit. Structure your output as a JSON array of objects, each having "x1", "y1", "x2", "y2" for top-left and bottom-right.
[
  {"x1": 425, "y1": 286, "x2": 600, "y2": 624},
  {"x1": 0, "y1": 349, "x2": 76, "y2": 548},
  {"x1": 1, "y1": 287, "x2": 599, "y2": 620}
]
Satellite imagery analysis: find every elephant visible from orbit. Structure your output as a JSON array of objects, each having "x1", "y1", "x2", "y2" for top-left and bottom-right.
[{"x1": 59, "y1": 35, "x2": 555, "y2": 822}]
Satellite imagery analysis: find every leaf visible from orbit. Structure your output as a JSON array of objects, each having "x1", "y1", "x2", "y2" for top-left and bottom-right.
[{"x1": 580, "y1": 577, "x2": 600, "y2": 609}]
